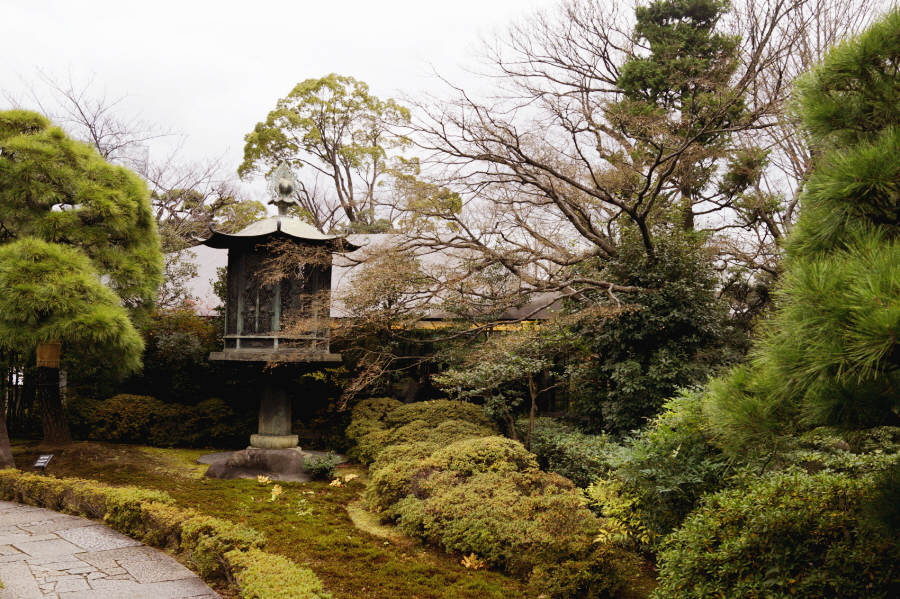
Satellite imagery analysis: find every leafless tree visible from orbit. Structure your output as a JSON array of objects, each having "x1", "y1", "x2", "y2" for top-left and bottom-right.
[
  {"x1": 4, "y1": 69, "x2": 266, "y2": 307},
  {"x1": 4, "y1": 68, "x2": 174, "y2": 171},
  {"x1": 394, "y1": 0, "x2": 884, "y2": 316}
]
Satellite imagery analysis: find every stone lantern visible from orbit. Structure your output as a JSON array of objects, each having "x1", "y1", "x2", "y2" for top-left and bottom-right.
[{"x1": 201, "y1": 162, "x2": 358, "y2": 450}]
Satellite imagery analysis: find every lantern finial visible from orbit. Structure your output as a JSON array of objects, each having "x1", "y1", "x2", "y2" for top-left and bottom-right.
[{"x1": 266, "y1": 162, "x2": 301, "y2": 216}]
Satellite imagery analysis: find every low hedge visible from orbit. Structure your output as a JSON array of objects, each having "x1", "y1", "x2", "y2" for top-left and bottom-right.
[
  {"x1": 0, "y1": 469, "x2": 330, "y2": 599},
  {"x1": 227, "y1": 548, "x2": 332, "y2": 599},
  {"x1": 66, "y1": 394, "x2": 253, "y2": 448}
]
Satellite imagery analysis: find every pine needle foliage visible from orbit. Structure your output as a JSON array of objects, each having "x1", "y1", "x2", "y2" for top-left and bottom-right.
[
  {"x1": 0, "y1": 238, "x2": 144, "y2": 378},
  {"x1": 707, "y1": 9, "x2": 900, "y2": 451},
  {"x1": 0, "y1": 110, "x2": 162, "y2": 306},
  {"x1": 0, "y1": 109, "x2": 162, "y2": 379}
]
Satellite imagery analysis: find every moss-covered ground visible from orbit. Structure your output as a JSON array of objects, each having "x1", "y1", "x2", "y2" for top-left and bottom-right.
[{"x1": 10, "y1": 441, "x2": 533, "y2": 599}]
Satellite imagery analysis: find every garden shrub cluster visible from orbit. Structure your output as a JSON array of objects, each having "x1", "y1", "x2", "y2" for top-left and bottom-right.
[
  {"x1": 0, "y1": 469, "x2": 330, "y2": 599},
  {"x1": 653, "y1": 469, "x2": 900, "y2": 599},
  {"x1": 66, "y1": 394, "x2": 253, "y2": 448},
  {"x1": 588, "y1": 390, "x2": 729, "y2": 545},
  {"x1": 347, "y1": 398, "x2": 639, "y2": 598},
  {"x1": 521, "y1": 417, "x2": 612, "y2": 488}
]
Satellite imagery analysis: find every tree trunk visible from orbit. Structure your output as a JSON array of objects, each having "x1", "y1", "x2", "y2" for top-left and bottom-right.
[
  {"x1": 0, "y1": 351, "x2": 16, "y2": 469},
  {"x1": 36, "y1": 366, "x2": 72, "y2": 446},
  {"x1": 0, "y1": 402, "x2": 16, "y2": 469},
  {"x1": 526, "y1": 373, "x2": 538, "y2": 451}
]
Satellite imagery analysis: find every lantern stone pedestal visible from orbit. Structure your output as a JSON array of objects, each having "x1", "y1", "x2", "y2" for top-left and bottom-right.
[
  {"x1": 250, "y1": 373, "x2": 298, "y2": 449},
  {"x1": 199, "y1": 163, "x2": 357, "y2": 476}
]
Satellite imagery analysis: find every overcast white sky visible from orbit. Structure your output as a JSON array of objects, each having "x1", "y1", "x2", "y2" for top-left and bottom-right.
[{"x1": 2, "y1": 0, "x2": 556, "y2": 190}]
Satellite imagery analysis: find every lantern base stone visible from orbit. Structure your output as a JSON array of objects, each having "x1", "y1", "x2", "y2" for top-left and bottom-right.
[{"x1": 250, "y1": 434, "x2": 299, "y2": 449}]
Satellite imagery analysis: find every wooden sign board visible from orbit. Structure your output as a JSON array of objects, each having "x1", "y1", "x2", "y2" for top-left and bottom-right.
[{"x1": 33, "y1": 454, "x2": 53, "y2": 473}]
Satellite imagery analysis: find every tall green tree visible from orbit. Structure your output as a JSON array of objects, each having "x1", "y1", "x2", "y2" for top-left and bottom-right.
[
  {"x1": 240, "y1": 74, "x2": 411, "y2": 232},
  {"x1": 571, "y1": 229, "x2": 745, "y2": 431},
  {"x1": 707, "y1": 8, "x2": 900, "y2": 451},
  {"x1": 0, "y1": 109, "x2": 162, "y2": 446}
]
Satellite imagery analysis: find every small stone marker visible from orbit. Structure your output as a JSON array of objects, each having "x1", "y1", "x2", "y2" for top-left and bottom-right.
[{"x1": 33, "y1": 454, "x2": 53, "y2": 475}]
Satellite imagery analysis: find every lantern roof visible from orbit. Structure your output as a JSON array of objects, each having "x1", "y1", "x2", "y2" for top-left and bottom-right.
[{"x1": 200, "y1": 217, "x2": 360, "y2": 251}]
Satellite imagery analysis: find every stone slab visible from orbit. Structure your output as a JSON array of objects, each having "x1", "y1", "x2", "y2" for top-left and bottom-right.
[
  {"x1": 20, "y1": 516, "x2": 99, "y2": 535},
  {"x1": 0, "y1": 561, "x2": 42, "y2": 598},
  {"x1": 77, "y1": 546, "x2": 163, "y2": 574},
  {"x1": 0, "y1": 503, "x2": 221, "y2": 598},
  {"x1": 205, "y1": 448, "x2": 312, "y2": 482},
  {"x1": 12, "y1": 538, "x2": 82, "y2": 558},
  {"x1": 58, "y1": 577, "x2": 217, "y2": 599},
  {"x1": 57, "y1": 525, "x2": 142, "y2": 552},
  {"x1": 0, "y1": 509, "x2": 61, "y2": 528},
  {"x1": 119, "y1": 555, "x2": 195, "y2": 583}
]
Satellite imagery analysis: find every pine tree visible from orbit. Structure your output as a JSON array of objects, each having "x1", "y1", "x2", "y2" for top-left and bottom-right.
[
  {"x1": 0, "y1": 110, "x2": 162, "y2": 448},
  {"x1": 707, "y1": 9, "x2": 900, "y2": 451}
]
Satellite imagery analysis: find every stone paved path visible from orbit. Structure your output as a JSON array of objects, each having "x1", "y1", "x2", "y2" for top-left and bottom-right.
[{"x1": 0, "y1": 500, "x2": 220, "y2": 599}]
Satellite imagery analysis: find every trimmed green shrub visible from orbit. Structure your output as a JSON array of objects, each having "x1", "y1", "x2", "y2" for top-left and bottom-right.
[
  {"x1": 346, "y1": 399, "x2": 497, "y2": 465},
  {"x1": 385, "y1": 420, "x2": 434, "y2": 446},
  {"x1": 180, "y1": 515, "x2": 265, "y2": 579},
  {"x1": 430, "y1": 436, "x2": 538, "y2": 476},
  {"x1": 227, "y1": 547, "x2": 332, "y2": 599},
  {"x1": 653, "y1": 469, "x2": 900, "y2": 599},
  {"x1": 0, "y1": 470, "x2": 172, "y2": 520},
  {"x1": 351, "y1": 397, "x2": 403, "y2": 422},
  {"x1": 394, "y1": 468, "x2": 635, "y2": 587},
  {"x1": 383, "y1": 400, "x2": 495, "y2": 429},
  {"x1": 529, "y1": 541, "x2": 641, "y2": 599},
  {"x1": 347, "y1": 398, "x2": 638, "y2": 593},
  {"x1": 90, "y1": 394, "x2": 163, "y2": 442},
  {"x1": 522, "y1": 417, "x2": 611, "y2": 488},
  {"x1": 365, "y1": 457, "x2": 438, "y2": 516},
  {"x1": 370, "y1": 441, "x2": 441, "y2": 472},
  {"x1": 345, "y1": 417, "x2": 385, "y2": 443},
  {"x1": 346, "y1": 426, "x2": 390, "y2": 465},
  {"x1": 66, "y1": 394, "x2": 252, "y2": 448}
]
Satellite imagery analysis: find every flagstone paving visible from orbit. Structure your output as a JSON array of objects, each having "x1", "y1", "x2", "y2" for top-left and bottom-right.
[{"x1": 0, "y1": 501, "x2": 220, "y2": 599}]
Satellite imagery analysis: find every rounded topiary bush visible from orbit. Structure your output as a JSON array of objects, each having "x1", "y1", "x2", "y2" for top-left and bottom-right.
[
  {"x1": 365, "y1": 457, "x2": 438, "y2": 516},
  {"x1": 385, "y1": 420, "x2": 434, "y2": 446},
  {"x1": 431, "y1": 436, "x2": 538, "y2": 476},
  {"x1": 430, "y1": 419, "x2": 496, "y2": 445},
  {"x1": 345, "y1": 418, "x2": 385, "y2": 443},
  {"x1": 395, "y1": 469, "x2": 601, "y2": 575},
  {"x1": 351, "y1": 397, "x2": 403, "y2": 422},
  {"x1": 530, "y1": 541, "x2": 640, "y2": 599},
  {"x1": 383, "y1": 399, "x2": 495, "y2": 429},
  {"x1": 370, "y1": 441, "x2": 441, "y2": 472},
  {"x1": 653, "y1": 469, "x2": 900, "y2": 599},
  {"x1": 346, "y1": 427, "x2": 390, "y2": 465}
]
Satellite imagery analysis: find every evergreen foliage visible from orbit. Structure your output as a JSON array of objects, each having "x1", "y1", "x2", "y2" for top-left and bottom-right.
[
  {"x1": 564, "y1": 0, "x2": 751, "y2": 431},
  {"x1": 572, "y1": 231, "x2": 745, "y2": 431},
  {"x1": 0, "y1": 110, "x2": 162, "y2": 306},
  {"x1": 0, "y1": 109, "x2": 162, "y2": 379},
  {"x1": 0, "y1": 238, "x2": 144, "y2": 378},
  {"x1": 707, "y1": 9, "x2": 900, "y2": 448},
  {"x1": 653, "y1": 470, "x2": 900, "y2": 599},
  {"x1": 347, "y1": 399, "x2": 639, "y2": 596}
]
